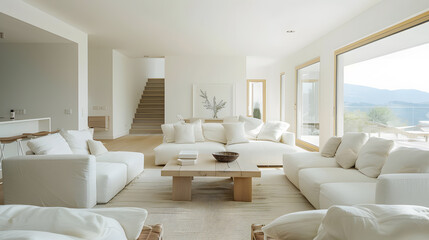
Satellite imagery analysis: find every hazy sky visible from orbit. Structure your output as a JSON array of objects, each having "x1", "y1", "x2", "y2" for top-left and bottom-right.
[{"x1": 344, "y1": 43, "x2": 429, "y2": 93}]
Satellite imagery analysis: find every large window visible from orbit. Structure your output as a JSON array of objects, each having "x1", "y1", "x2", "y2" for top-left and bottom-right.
[
  {"x1": 296, "y1": 58, "x2": 320, "y2": 150},
  {"x1": 336, "y1": 12, "x2": 429, "y2": 147}
]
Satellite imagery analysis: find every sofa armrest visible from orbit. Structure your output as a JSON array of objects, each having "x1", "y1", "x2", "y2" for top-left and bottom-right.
[
  {"x1": 281, "y1": 132, "x2": 295, "y2": 147},
  {"x1": 3, "y1": 155, "x2": 97, "y2": 208},
  {"x1": 376, "y1": 173, "x2": 429, "y2": 207}
]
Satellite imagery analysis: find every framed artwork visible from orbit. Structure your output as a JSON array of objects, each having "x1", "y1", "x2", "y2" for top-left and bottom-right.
[{"x1": 193, "y1": 83, "x2": 235, "y2": 119}]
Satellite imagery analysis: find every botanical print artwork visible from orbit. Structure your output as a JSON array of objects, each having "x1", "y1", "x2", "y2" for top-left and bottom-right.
[
  {"x1": 199, "y1": 89, "x2": 226, "y2": 118},
  {"x1": 193, "y1": 83, "x2": 234, "y2": 119}
]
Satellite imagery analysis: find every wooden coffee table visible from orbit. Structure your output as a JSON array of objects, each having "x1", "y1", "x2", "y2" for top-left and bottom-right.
[{"x1": 161, "y1": 154, "x2": 261, "y2": 202}]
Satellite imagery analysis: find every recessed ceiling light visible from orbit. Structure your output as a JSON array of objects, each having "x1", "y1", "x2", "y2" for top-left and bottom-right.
[{"x1": 286, "y1": 30, "x2": 295, "y2": 33}]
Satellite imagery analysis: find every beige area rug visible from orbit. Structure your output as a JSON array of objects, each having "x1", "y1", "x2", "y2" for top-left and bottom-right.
[{"x1": 101, "y1": 168, "x2": 314, "y2": 240}]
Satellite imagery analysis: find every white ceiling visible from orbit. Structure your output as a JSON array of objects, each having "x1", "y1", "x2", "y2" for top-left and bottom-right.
[
  {"x1": 0, "y1": 13, "x2": 71, "y2": 43},
  {"x1": 24, "y1": 0, "x2": 382, "y2": 58}
]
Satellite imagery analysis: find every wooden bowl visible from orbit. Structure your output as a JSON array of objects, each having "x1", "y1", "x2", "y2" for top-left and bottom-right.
[{"x1": 212, "y1": 151, "x2": 239, "y2": 162}]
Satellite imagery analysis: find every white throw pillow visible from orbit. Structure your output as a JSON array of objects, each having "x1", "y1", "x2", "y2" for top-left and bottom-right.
[
  {"x1": 60, "y1": 129, "x2": 93, "y2": 154},
  {"x1": 262, "y1": 210, "x2": 327, "y2": 240},
  {"x1": 335, "y1": 132, "x2": 368, "y2": 169},
  {"x1": 87, "y1": 140, "x2": 109, "y2": 156},
  {"x1": 161, "y1": 123, "x2": 176, "y2": 143},
  {"x1": 314, "y1": 205, "x2": 429, "y2": 240},
  {"x1": 355, "y1": 137, "x2": 394, "y2": 178},
  {"x1": 202, "y1": 123, "x2": 227, "y2": 143},
  {"x1": 257, "y1": 121, "x2": 290, "y2": 142},
  {"x1": 27, "y1": 133, "x2": 73, "y2": 155},
  {"x1": 238, "y1": 115, "x2": 264, "y2": 139},
  {"x1": 222, "y1": 123, "x2": 249, "y2": 145},
  {"x1": 174, "y1": 124, "x2": 195, "y2": 144},
  {"x1": 380, "y1": 147, "x2": 429, "y2": 175},
  {"x1": 190, "y1": 119, "x2": 205, "y2": 142},
  {"x1": 223, "y1": 116, "x2": 239, "y2": 123},
  {"x1": 320, "y1": 137, "x2": 341, "y2": 158}
]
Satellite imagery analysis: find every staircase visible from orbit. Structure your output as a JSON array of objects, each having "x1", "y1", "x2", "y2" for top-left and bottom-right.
[{"x1": 130, "y1": 78, "x2": 164, "y2": 134}]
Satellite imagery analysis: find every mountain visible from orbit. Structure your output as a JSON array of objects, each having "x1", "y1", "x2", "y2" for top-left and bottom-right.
[{"x1": 344, "y1": 84, "x2": 429, "y2": 105}]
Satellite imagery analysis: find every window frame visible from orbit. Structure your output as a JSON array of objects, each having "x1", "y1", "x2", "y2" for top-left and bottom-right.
[
  {"x1": 295, "y1": 57, "x2": 320, "y2": 151},
  {"x1": 334, "y1": 11, "x2": 429, "y2": 135},
  {"x1": 247, "y1": 79, "x2": 266, "y2": 122}
]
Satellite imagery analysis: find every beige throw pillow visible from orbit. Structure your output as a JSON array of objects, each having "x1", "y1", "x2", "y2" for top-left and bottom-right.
[
  {"x1": 88, "y1": 140, "x2": 109, "y2": 156},
  {"x1": 174, "y1": 124, "x2": 195, "y2": 144},
  {"x1": 355, "y1": 137, "x2": 394, "y2": 178},
  {"x1": 335, "y1": 132, "x2": 368, "y2": 168},
  {"x1": 320, "y1": 137, "x2": 342, "y2": 158},
  {"x1": 222, "y1": 123, "x2": 249, "y2": 145}
]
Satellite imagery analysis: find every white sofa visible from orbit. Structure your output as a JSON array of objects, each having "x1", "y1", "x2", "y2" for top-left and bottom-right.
[
  {"x1": 283, "y1": 151, "x2": 429, "y2": 209},
  {"x1": 2, "y1": 131, "x2": 144, "y2": 208},
  {"x1": 154, "y1": 131, "x2": 302, "y2": 166}
]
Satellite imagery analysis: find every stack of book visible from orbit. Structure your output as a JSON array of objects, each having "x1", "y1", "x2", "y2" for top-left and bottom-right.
[{"x1": 178, "y1": 150, "x2": 198, "y2": 166}]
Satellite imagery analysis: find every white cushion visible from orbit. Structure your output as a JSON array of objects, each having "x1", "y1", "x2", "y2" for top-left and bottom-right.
[
  {"x1": 96, "y1": 151, "x2": 144, "y2": 184},
  {"x1": 226, "y1": 140, "x2": 302, "y2": 166},
  {"x1": 355, "y1": 137, "x2": 394, "y2": 177},
  {"x1": 61, "y1": 129, "x2": 93, "y2": 154},
  {"x1": 96, "y1": 162, "x2": 127, "y2": 203},
  {"x1": 257, "y1": 121, "x2": 290, "y2": 142},
  {"x1": 0, "y1": 204, "x2": 127, "y2": 240},
  {"x1": 174, "y1": 124, "x2": 195, "y2": 144},
  {"x1": 27, "y1": 133, "x2": 73, "y2": 155},
  {"x1": 319, "y1": 182, "x2": 376, "y2": 209},
  {"x1": 223, "y1": 116, "x2": 239, "y2": 123},
  {"x1": 381, "y1": 147, "x2": 429, "y2": 174},
  {"x1": 202, "y1": 123, "x2": 226, "y2": 143},
  {"x1": 154, "y1": 142, "x2": 226, "y2": 165},
  {"x1": 0, "y1": 230, "x2": 78, "y2": 240},
  {"x1": 299, "y1": 168, "x2": 377, "y2": 208},
  {"x1": 88, "y1": 140, "x2": 108, "y2": 156},
  {"x1": 262, "y1": 210, "x2": 327, "y2": 240},
  {"x1": 238, "y1": 115, "x2": 263, "y2": 138},
  {"x1": 283, "y1": 152, "x2": 339, "y2": 188},
  {"x1": 320, "y1": 137, "x2": 341, "y2": 158},
  {"x1": 161, "y1": 123, "x2": 176, "y2": 143},
  {"x1": 335, "y1": 132, "x2": 368, "y2": 169},
  {"x1": 190, "y1": 119, "x2": 205, "y2": 142},
  {"x1": 314, "y1": 205, "x2": 429, "y2": 240},
  {"x1": 222, "y1": 123, "x2": 249, "y2": 145}
]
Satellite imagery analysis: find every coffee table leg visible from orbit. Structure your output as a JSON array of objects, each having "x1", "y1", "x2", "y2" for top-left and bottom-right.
[
  {"x1": 233, "y1": 177, "x2": 252, "y2": 202},
  {"x1": 172, "y1": 176, "x2": 192, "y2": 201}
]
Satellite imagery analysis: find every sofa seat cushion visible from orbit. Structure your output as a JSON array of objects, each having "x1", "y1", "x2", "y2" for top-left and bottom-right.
[
  {"x1": 96, "y1": 162, "x2": 127, "y2": 203},
  {"x1": 299, "y1": 168, "x2": 377, "y2": 208},
  {"x1": 154, "y1": 142, "x2": 226, "y2": 165},
  {"x1": 226, "y1": 140, "x2": 303, "y2": 166},
  {"x1": 319, "y1": 182, "x2": 376, "y2": 209},
  {"x1": 96, "y1": 151, "x2": 144, "y2": 184},
  {"x1": 283, "y1": 152, "x2": 339, "y2": 188}
]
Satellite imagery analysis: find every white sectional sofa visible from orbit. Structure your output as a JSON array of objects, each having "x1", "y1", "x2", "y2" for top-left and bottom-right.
[
  {"x1": 2, "y1": 130, "x2": 144, "y2": 208},
  {"x1": 283, "y1": 138, "x2": 429, "y2": 209}
]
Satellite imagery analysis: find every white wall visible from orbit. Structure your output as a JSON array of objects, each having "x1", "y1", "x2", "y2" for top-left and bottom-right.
[
  {"x1": 0, "y1": 43, "x2": 79, "y2": 130},
  {"x1": 0, "y1": 0, "x2": 89, "y2": 130},
  {"x1": 165, "y1": 55, "x2": 246, "y2": 123},
  {"x1": 269, "y1": 0, "x2": 429, "y2": 148}
]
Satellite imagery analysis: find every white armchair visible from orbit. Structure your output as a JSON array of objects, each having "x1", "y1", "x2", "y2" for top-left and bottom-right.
[{"x1": 3, "y1": 155, "x2": 97, "y2": 208}]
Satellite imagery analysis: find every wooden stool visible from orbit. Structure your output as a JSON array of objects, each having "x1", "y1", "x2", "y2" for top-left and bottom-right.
[{"x1": 0, "y1": 135, "x2": 28, "y2": 161}]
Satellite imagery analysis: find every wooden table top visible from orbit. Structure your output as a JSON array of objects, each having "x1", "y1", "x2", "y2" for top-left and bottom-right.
[{"x1": 161, "y1": 154, "x2": 261, "y2": 178}]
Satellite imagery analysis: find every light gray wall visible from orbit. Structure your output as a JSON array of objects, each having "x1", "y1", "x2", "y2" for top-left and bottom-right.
[{"x1": 0, "y1": 43, "x2": 79, "y2": 130}]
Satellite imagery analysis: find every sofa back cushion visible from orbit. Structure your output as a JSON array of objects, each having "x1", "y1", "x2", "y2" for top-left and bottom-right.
[
  {"x1": 222, "y1": 123, "x2": 249, "y2": 145},
  {"x1": 238, "y1": 115, "x2": 263, "y2": 139},
  {"x1": 202, "y1": 123, "x2": 226, "y2": 144},
  {"x1": 61, "y1": 129, "x2": 93, "y2": 154},
  {"x1": 27, "y1": 133, "x2": 73, "y2": 155},
  {"x1": 174, "y1": 124, "x2": 195, "y2": 144},
  {"x1": 257, "y1": 121, "x2": 290, "y2": 142},
  {"x1": 315, "y1": 205, "x2": 429, "y2": 240},
  {"x1": 320, "y1": 137, "x2": 342, "y2": 158},
  {"x1": 335, "y1": 133, "x2": 368, "y2": 169},
  {"x1": 380, "y1": 147, "x2": 429, "y2": 174},
  {"x1": 355, "y1": 137, "x2": 394, "y2": 178}
]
